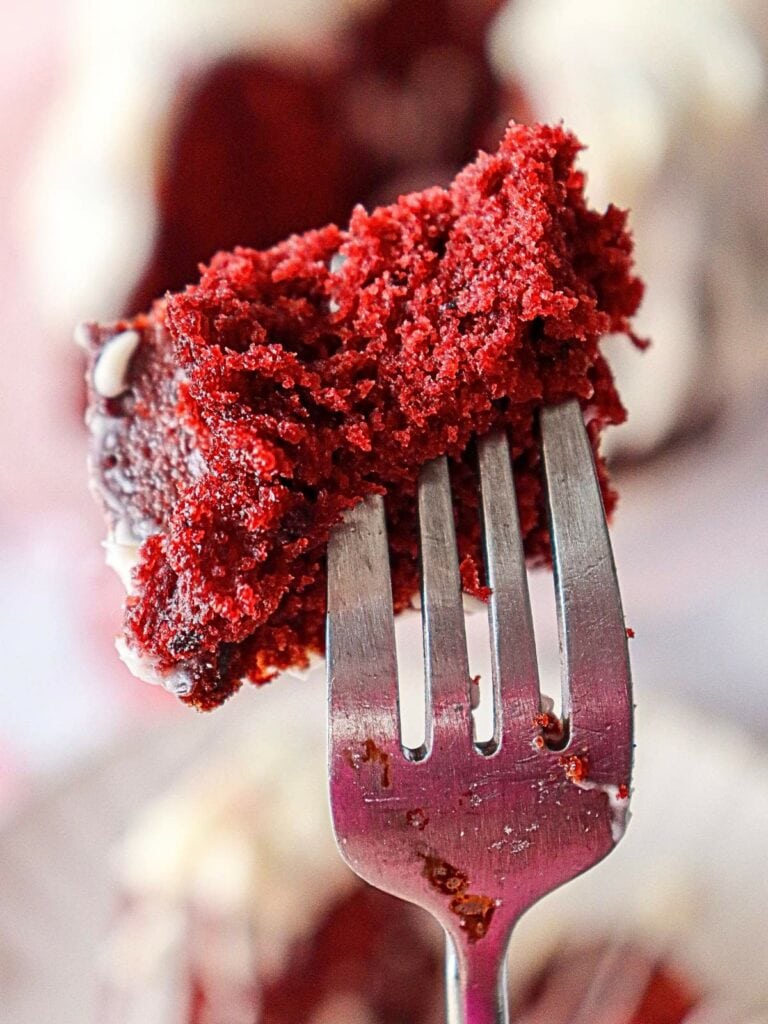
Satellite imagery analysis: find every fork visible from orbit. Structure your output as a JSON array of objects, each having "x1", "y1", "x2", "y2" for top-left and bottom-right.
[{"x1": 326, "y1": 398, "x2": 633, "y2": 1024}]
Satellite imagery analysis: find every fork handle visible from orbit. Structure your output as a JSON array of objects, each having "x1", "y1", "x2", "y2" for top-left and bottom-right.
[{"x1": 445, "y1": 933, "x2": 510, "y2": 1024}]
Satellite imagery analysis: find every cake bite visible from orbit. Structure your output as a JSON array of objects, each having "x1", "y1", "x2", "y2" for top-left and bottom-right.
[{"x1": 83, "y1": 121, "x2": 642, "y2": 709}]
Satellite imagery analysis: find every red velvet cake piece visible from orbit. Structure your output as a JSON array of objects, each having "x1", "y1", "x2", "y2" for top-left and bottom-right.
[{"x1": 83, "y1": 122, "x2": 642, "y2": 709}]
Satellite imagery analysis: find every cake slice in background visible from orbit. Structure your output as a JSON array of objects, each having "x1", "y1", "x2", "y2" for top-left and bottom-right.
[
  {"x1": 25, "y1": 0, "x2": 511, "y2": 333},
  {"x1": 102, "y1": 696, "x2": 442, "y2": 1024},
  {"x1": 103, "y1": 684, "x2": 767, "y2": 1024},
  {"x1": 23, "y1": 0, "x2": 768, "y2": 467}
]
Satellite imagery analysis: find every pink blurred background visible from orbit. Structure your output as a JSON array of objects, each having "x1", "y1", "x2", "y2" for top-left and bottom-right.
[{"x1": 0, "y1": 0, "x2": 183, "y2": 815}]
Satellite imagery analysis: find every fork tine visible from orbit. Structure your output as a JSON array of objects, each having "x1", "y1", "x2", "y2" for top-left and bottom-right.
[
  {"x1": 418, "y1": 457, "x2": 472, "y2": 757},
  {"x1": 478, "y1": 431, "x2": 540, "y2": 755},
  {"x1": 327, "y1": 494, "x2": 400, "y2": 746},
  {"x1": 540, "y1": 400, "x2": 632, "y2": 758}
]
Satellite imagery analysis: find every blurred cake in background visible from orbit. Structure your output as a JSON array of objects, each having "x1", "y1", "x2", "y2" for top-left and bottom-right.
[
  {"x1": 24, "y1": 0, "x2": 511, "y2": 329},
  {"x1": 100, "y1": 681, "x2": 768, "y2": 1023},
  {"x1": 103, "y1": 706, "x2": 443, "y2": 1023},
  {"x1": 24, "y1": 0, "x2": 768, "y2": 464},
  {"x1": 123, "y1": 0, "x2": 511, "y2": 317}
]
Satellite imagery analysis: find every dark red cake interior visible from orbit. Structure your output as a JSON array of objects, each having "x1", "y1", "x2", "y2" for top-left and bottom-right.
[{"x1": 86, "y1": 122, "x2": 642, "y2": 709}]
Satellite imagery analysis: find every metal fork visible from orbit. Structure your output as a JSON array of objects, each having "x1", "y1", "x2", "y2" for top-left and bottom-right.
[{"x1": 326, "y1": 399, "x2": 633, "y2": 1024}]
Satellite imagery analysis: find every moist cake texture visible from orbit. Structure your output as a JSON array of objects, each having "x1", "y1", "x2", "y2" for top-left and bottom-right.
[{"x1": 84, "y1": 122, "x2": 642, "y2": 708}]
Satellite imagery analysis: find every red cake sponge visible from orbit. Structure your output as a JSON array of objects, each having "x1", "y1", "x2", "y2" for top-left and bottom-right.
[{"x1": 84, "y1": 122, "x2": 642, "y2": 709}]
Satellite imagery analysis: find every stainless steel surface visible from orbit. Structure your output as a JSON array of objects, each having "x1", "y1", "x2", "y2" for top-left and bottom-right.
[
  {"x1": 540, "y1": 403, "x2": 633, "y2": 755},
  {"x1": 327, "y1": 399, "x2": 633, "y2": 1024},
  {"x1": 419, "y1": 456, "x2": 472, "y2": 762},
  {"x1": 477, "y1": 431, "x2": 539, "y2": 755}
]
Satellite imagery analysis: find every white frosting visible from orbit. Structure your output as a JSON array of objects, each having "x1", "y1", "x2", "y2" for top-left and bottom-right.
[
  {"x1": 103, "y1": 518, "x2": 142, "y2": 591},
  {"x1": 327, "y1": 251, "x2": 348, "y2": 313},
  {"x1": 115, "y1": 637, "x2": 194, "y2": 697},
  {"x1": 573, "y1": 779, "x2": 631, "y2": 844},
  {"x1": 72, "y1": 321, "x2": 92, "y2": 351},
  {"x1": 328, "y1": 252, "x2": 348, "y2": 275},
  {"x1": 104, "y1": 536, "x2": 141, "y2": 591},
  {"x1": 92, "y1": 329, "x2": 140, "y2": 398}
]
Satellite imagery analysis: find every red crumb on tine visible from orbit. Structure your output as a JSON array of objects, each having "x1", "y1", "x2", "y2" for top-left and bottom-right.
[
  {"x1": 420, "y1": 854, "x2": 497, "y2": 943},
  {"x1": 347, "y1": 739, "x2": 393, "y2": 789},
  {"x1": 617, "y1": 784, "x2": 630, "y2": 800},
  {"x1": 421, "y1": 854, "x2": 469, "y2": 896},
  {"x1": 533, "y1": 710, "x2": 565, "y2": 745},
  {"x1": 406, "y1": 808, "x2": 430, "y2": 830},
  {"x1": 559, "y1": 753, "x2": 589, "y2": 784},
  {"x1": 626, "y1": 627, "x2": 635, "y2": 638},
  {"x1": 449, "y1": 893, "x2": 497, "y2": 943}
]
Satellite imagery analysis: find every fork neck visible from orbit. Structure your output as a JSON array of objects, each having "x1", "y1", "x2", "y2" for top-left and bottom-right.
[{"x1": 445, "y1": 931, "x2": 511, "y2": 1024}]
